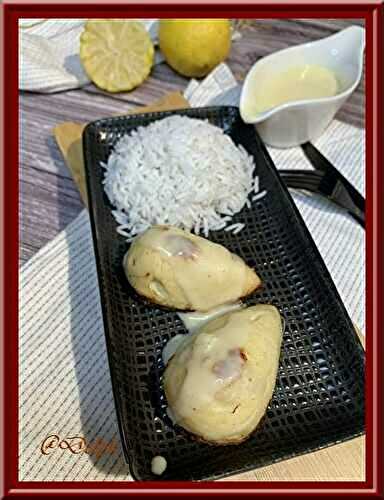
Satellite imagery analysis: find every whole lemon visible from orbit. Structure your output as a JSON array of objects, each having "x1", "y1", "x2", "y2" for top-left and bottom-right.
[{"x1": 159, "y1": 19, "x2": 231, "y2": 78}]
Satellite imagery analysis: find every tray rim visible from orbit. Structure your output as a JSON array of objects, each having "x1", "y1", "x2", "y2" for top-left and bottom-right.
[{"x1": 82, "y1": 105, "x2": 365, "y2": 481}]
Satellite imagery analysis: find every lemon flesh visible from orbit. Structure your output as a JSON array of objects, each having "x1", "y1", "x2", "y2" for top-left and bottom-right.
[
  {"x1": 80, "y1": 20, "x2": 154, "y2": 92},
  {"x1": 159, "y1": 19, "x2": 231, "y2": 78}
]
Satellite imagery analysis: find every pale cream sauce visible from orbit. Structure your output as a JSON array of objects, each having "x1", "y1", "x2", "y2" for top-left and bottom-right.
[
  {"x1": 151, "y1": 455, "x2": 167, "y2": 475},
  {"x1": 162, "y1": 302, "x2": 243, "y2": 366},
  {"x1": 136, "y1": 226, "x2": 199, "y2": 258},
  {"x1": 162, "y1": 334, "x2": 187, "y2": 365},
  {"x1": 177, "y1": 302, "x2": 243, "y2": 334},
  {"x1": 245, "y1": 64, "x2": 339, "y2": 115}
]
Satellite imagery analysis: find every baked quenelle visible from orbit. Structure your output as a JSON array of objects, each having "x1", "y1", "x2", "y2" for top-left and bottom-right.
[
  {"x1": 163, "y1": 304, "x2": 283, "y2": 444},
  {"x1": 123, "y1": 225, "x2": 261, "y2": 311}
]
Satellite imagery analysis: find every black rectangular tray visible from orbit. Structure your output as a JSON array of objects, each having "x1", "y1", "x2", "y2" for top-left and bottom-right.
[{"x1": 82, "y1": 106, "x2": 364, "y2": 481}]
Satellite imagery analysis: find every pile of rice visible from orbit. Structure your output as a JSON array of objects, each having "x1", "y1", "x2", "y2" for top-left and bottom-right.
[{"x1": 103, "y1": 115, "x2": 266, "y2": 241}]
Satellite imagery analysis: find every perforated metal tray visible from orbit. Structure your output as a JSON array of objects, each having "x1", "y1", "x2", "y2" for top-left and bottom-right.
[{"x1": 83, "y1": 106, "x2": 365, "y2": 481}]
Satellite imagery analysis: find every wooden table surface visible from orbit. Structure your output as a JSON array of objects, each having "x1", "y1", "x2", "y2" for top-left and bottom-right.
[{"x1": 19, "y1": 18, "x2": 365, "y2": 482}]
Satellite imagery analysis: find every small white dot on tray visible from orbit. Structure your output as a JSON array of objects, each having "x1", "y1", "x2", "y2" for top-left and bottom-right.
[{"x1": 151, "y1": 455, "x2": 167, "y2": 476}]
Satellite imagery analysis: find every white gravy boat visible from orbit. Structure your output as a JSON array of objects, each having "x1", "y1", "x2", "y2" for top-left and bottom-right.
[{"x1": 239, "y1": 26, "x2": 365, "y2": 148}]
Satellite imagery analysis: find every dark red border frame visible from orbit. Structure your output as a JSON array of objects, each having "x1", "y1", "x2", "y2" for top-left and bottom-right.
[{"x1": 2, "y1": 2, "x2": 383, "y2": 498}]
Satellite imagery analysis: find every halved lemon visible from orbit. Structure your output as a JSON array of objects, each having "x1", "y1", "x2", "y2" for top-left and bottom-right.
[{"x1": 80, "y1": 20, "x2": 154, "y2": 93}]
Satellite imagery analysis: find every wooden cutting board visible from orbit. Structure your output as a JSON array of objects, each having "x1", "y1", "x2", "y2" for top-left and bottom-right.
[{"x1": 53, "y1": 92, "x2": 365, "y2": 482}]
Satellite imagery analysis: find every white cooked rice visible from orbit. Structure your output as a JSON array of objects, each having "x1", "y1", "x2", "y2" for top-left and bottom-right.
[
  {"x1": 103, "y1": 115, "x2": 262, "y2": 241},
  {"x1": 252, "y1": 189, "x2": 267, "y2": 202}
]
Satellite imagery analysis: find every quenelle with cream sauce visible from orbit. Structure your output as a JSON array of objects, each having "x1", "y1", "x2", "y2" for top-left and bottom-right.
[
  {"x1": 123, "y1": 226, "x2": 261, "y2": 311},
  {"x1": 163, "y1": 304, "x2": 283, "y2": 444}
]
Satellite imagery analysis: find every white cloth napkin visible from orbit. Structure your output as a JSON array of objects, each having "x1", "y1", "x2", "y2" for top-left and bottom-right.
[{"x1": 19, "y1": 63, "x2": 365, "y2": 481}]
